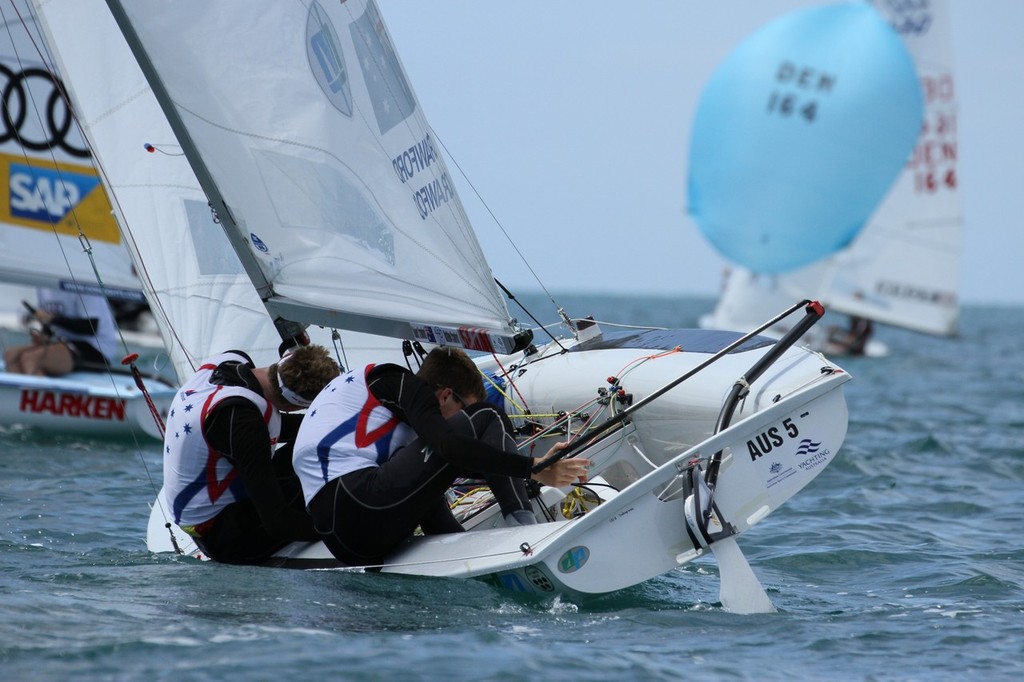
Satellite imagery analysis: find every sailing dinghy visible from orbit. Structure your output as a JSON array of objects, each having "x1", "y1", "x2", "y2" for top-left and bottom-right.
[
  {"x1": 0, "y1": 0, "x2": 173, "y2": 439},
  {"x1": 30, "y1": 0, "x2": 851, "y2": 608},
  {"x1": 695, "y1": 1, "x2": 962, "y2": 357}
]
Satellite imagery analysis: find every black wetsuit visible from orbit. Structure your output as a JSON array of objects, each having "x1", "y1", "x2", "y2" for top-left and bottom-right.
[
  {"x1": 307, "y1": 363, "x2": 534, "y2": 566},
  {"x1": 191, "y1": 355, "x2": 318, "y2": 564}
]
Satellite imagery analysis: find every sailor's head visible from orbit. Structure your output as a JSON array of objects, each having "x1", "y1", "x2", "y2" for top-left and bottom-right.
[
  {"x1": 417, "y1": 346, "x2": 485, "y2": 417},
  {"x1": 269, "y1": 344, "x2": 339, "y2": 411}
]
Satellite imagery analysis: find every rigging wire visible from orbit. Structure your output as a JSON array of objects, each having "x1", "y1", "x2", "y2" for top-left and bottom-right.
[
  {"x1": 430, "y1": 131, "x2": 563, "y2": 312},
  {"x1": 494, "y1": 278, "x2": 567, "y2": 350}
]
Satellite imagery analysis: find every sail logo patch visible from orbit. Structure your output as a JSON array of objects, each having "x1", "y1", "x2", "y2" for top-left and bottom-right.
[
  {"x1": 306, "y1": 1, "x2": 353, "y2": 117},
  {"x1": 249, "y1": 233, "x2": 269, "y2": 253},
  {"x1": 1, "y1": 65, "x2": 90, "y2": 158},
  {"x1": 878, "y1": 3, "x2": 933, "y2": 37},
  {"x1": 557, "y1": 546, "x2": 590, "y2": 574},
  {"x1": 876, "y1": 280, "x2": 957, "y2": 307}
]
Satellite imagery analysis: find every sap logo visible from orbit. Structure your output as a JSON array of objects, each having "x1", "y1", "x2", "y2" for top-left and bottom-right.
[
  {"x1": 747, "y1": 417, "x2": 800, "y2": 461},
  {"x1": 9, "y1": 164, "x2": 99, "y2": 224}
]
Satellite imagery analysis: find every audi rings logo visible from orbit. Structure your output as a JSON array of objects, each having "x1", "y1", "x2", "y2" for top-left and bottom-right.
[{"x1": 1, "y1": 64, "x2": 90, "y2": 158}]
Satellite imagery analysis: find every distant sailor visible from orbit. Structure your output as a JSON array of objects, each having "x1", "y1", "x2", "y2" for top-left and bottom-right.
[{"x1": 3, "y1": 287, "x2": 119, "y2": 377}]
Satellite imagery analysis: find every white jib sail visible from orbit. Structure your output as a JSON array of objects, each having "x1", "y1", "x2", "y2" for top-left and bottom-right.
[{"x1": 821, "y1": 0, "x2": 961, "y2": 335}]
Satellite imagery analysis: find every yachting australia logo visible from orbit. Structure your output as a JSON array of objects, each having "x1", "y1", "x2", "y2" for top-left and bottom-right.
[
  {"x1": 763, "y1": 437, "x2": 831, "y2": 490},
  {"x1": 795, "y1": 438, "x2": 830, "y2": 472},
  {"x1": 306, "y1": 1, "x2": 353, "y2": 116}
]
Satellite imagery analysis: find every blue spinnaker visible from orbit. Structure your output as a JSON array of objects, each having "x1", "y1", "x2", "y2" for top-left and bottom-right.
[{"x1": 688, "y1": 3, "x2": 923, "y2": 274}]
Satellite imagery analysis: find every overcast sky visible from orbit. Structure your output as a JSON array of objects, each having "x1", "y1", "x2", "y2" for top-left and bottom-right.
[{"x1": 378, "y1": 1, "x2": 1022, "y2": 306}]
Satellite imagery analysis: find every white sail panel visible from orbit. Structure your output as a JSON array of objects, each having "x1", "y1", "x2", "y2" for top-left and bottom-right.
[
  {"x1": 106, "y1": 0, "x2": 514, "y2": 338},
  {"x1": 821, "y1": 0, "x2": 961, "y2": 335}
]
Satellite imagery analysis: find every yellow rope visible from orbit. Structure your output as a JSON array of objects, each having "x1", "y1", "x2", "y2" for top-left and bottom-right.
[{"x1": 560, "y1": 486, "x2": 602, "y2": 519}]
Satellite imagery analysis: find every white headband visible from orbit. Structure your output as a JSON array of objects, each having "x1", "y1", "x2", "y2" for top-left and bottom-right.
[{"x1": 276, "y1": 354, "x2": 311, "y2": 408}]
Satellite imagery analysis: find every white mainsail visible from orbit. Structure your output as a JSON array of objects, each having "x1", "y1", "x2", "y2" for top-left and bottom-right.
[
  {"x1": 104, "y1": 0, "x2": 524, "y2": 355},
  {"x1": 700, "y1": 0, "x2": 961, "y2": 343},
  {"x1": 0, "y1": 0, "x2": 142, "y2": 302},
  {"x1": 823, "y1": 0, "x2": 961, "y2": 334}
]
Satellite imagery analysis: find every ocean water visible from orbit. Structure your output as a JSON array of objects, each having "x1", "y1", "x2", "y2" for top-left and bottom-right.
[{"x1": 1, "y1": 294, "x2": 1022, "y2": 681}]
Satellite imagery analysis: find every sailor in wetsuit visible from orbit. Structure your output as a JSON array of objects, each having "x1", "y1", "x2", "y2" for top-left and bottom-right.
[
  {"x1": 292, "y1": 346, "x2": 590, "y2": 567},
  {"x1": 162, "y1": 345, "x2": 339, "y2": 564}
]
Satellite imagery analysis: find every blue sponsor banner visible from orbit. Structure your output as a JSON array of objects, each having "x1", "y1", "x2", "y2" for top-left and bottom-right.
[{"x1": 8, "y1": 161, "x2": 100, "y2": 224}]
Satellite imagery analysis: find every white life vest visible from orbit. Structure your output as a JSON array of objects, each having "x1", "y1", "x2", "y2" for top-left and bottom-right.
[
  {"x1": 162, "y1": 352, "x2": 282, "y2": 530},
  {"x1": 293, "y1": 364, "x2": 414, "y2": 506}
]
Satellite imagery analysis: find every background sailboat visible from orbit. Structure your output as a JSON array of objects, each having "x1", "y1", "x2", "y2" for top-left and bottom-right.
[
  {"x1": 696, "y1": 0, "x2": 958, "y2": 356},
  {"x1": 30, "y1": 0, "x2": 853, "y2": 607},
  {"x1": 0, "y1": 1, "x2": 160, "y2": 321},
  {"x1": 0, "y1": 0, "x2": 172, "y2": 439}
]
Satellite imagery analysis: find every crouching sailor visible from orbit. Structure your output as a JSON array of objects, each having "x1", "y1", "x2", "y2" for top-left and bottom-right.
[
  {"x1": 162, "y1": 345, "x2": 339, "y2": 564},
  {"x1": 292, "y1": 346, "x2": 590, "y2": 567}
]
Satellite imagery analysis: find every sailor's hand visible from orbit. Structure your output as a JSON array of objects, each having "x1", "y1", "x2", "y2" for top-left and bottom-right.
[
  {"x1": 34, "y1": 309, "x2": 54, "y2": 324},
  {"x1": 531, "y1": 442, "x2": 590, "y2": 488}
]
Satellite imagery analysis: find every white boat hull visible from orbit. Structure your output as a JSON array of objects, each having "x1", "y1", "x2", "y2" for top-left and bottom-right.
[{"x1": 0, "y1": 369, "x2": 174, "y2": 440}]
